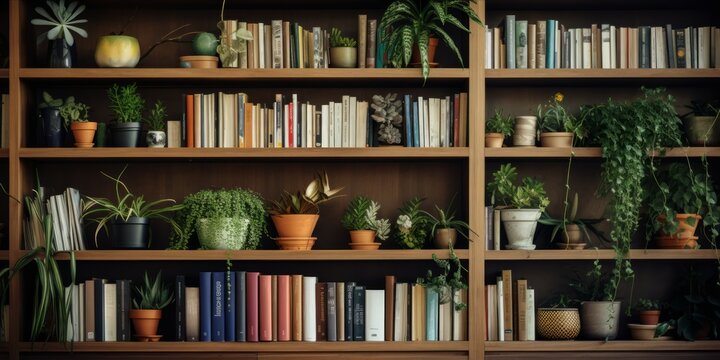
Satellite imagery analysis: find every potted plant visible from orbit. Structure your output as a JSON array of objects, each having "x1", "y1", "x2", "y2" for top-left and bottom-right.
[
  {"x1": 634, "y1": 298, "x2": 662, "y2": 325},
  {"x1": 379, "y1": 0, "x2": 482, "y2": 81},
  {"x1": 538, "y1": 193, "x2": 608, "y2": 250},
  {"x1": 682, "y1": 99, "x2": 720, "y2": 146},
  {"x1": 37, "y1": 91, "x2": 66, "y2": 147},
  {"x1": 537, "y1": 92, "x2": 586, "y2": 147},
  {"x1": 266, "y1": 171, "x2": 344, "y2": 250},
  {"x1": 395, "y1": 197, "x2": 431, "y2": 249},
  {"x1": 485, "y1": 108, "x2": 513, "y2": 148},
  {"x1": 487, "y1": 163, "x2": 550, "y2": 250},
  {"x1": 420, "y1": 197, "x2": 476, "y2": 249},
  {"x1": 129, "y1": 271, "x2": 173, "y2": 341},
  {"x1": 329, "y1": 28, "x2": 357, "y2": 68},
  {"x1": 58, "y1": 96, "x2": 96, "y2": 148},
  {"x1": 145, "y1": 100, "x2": 167, "y2": 148},
  {"x1": 341, "y1": 196, "x2": 391, "y2": 250},
  {"x1": 83, "y1": 166, "x2": 184, "y2": 249},
  {"x1": 169, "y1": 188, "x2": 267, "y2": 250},
  {"x1": 644, "y1": 163, "x2": 719, "y2": 249},
  {"x1": 107, "y1": 83, "x2": 145, "y2": 147},
  {"x1": 416, "y1": 246, "x2": 467, "y2": 309},
  {"x1": 570, "y1": 260, "x2": 622, "y2": 340},
  {"x1": 536, "y1": 295, "x2": 581, "y2": 340},
  {"x1": 31, "y1": 0, "x2": 87, "y2": 68}
]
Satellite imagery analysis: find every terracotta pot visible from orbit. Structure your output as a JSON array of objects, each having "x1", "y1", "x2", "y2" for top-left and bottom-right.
[
  {"x1": 540, "y1": 132, "x2": 574, "y2": 147},
  {"x1": 349, "y1": 230, "x2": 376, "y2": 244},
  {"x1": 271, "y1": 214, "x2": 319, "y2": 238},
  {"x1": 639, "y1": 310, "x2": 661, "y2": 325},
  {"x1": 129, "y1": 309, "x2": 161, "y2": 336},
  {"x1": 179, "y1": 55, "x2": 219, "y2": 69},
  {"x1": 70, "y1": 121, "x2": 97, "y2": 148},
  {"x1": 485, "y1": 133, "x2": 504, "y2": 148},
  {"x1": 330, "y1": 47, "x2": 358, "y2": 68},
  {"x1": 656, "y1": 235, "x2": 699, "y2": 249},
  {"x1": 556, "y1": 224, "x2": 585, "y2": 249},
  {"x1": 536, "y1": 308, "x2": 581, "y2": 340},
  {"x1": 628, "y1": 324, "x2": 659, "y2": 340},
  {"x1": 275, "y1": 237, "x2": 316, "y2": 250},
  {"x1": 411, "y1": 37, "x2": 439, "y2": 65},
  {"x1": 513, "y1": 116, "x2": 537, "y2": 146},
  {"x1": 657, "y1": 213, "x2": 702, "y2": 239},
  {"x1": 434, "y1": 228, "x2": 457, "y2": 249}
]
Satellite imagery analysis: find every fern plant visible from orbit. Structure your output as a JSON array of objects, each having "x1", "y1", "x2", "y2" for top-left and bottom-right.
[
  {"x1": 341, "y1": 195, "x2": 391, "y2": 241},
  {"x1": 379, "y1": 0, "x2": 482, "y2": 81}
]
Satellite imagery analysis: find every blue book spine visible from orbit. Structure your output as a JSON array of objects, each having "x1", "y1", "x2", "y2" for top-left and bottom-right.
[
  {"x1": 412, "y1": 101, "x2": 420, "y2": 147},
  {"x1": 236, "y1": 271, "x2": 247, "y2": 341},
  {"x1": 546, "y1": 20, "x2": 556, "y2": 69},
  {"x1": 211, "y1": 272, "x2": 226, "y2": 341},
  {"x1": 225, "y1": 271, "x2": 236, "y2": 341},
  {"x1": 403, "y1": 95, "x2": 412, "y2": 147},
  {"x1": 199, "y1": 272, "x2": 212, "y2": 341},
  {"x1": 425, "y1": 287, "x2": 439, "y2": 341},
  {"x1": 505, "y1": 15, "x2": 516, "y2": 69}
]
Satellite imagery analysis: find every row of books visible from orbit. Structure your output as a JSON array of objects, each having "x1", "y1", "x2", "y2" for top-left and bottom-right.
[
  {"x1": 484, "y1": 206, "x2": 502, "y2": 251},
  {"x1": 173, "y1": 92, "x2": 469, "y2": 149},
  {"x1": 1, "y1": 94, "x2": 7, "y2": 148},
  {"x1": 23, "y1": 187, "x2": 86, "y2": 252},
  {"x1": 68, "y1": 273, "x2": 468, "y2": 342},
  {"x1": 218, "y1": 15, "x2": 383, "y2": 69},
  {"x1": 486, "y1": 17, "x2": 720, "y2": 69},
  {"x1": 486, "y1": 270, "x2": 535, "y2": 341}
]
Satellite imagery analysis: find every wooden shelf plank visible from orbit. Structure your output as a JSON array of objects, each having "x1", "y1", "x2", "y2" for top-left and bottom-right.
[
  {"x1": 19, "y1": 147, "x2": 469, "y2": 159},
  {"x1": 0, "y1": 69, "x2": 7, "y2": 79},
  {"x1": 485, "y1": 68, "x2": 720, "y2": 80},
  {"x1": 19, "y1": 68, "x2": 469, "y2": 81},
  {"x1": 34, "y1": 249, "x2": 469, "y2": 261},
  {"x1": 18, "y1": 341, "x2": 469, "y2": 352},
  {"x1": 0, "y1": 251, "x2": 8, "y2": 261},
  {"x1": 485, "y1": 340, "x2": 720, "y2": 352},
  {"x1": 0, "y1": 149, "x2": 8, "y2": 158},
  {"x1": 485, "y1": 249, "x2": 720, "y2": 260},
  {"x1": 484, "y1": 147, "x2": 720, "y2": 158}
]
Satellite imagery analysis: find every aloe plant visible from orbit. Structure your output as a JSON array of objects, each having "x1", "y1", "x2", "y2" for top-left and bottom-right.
[
  {"x1": 267, "y1": 171, "x2": 344, "y2": 215},
  {"x1": 133, "y1": 271, "x2": 173, "y2": 310}
]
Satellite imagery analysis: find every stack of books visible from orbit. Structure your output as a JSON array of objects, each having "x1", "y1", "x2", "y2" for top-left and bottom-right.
[{"x1": 485, "y1": 270, "x2": 535, "y2": 341}]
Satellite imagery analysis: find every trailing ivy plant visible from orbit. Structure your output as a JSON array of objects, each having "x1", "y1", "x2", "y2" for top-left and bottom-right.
[
  {"x1": 587, "y1": 87, "x2": 683, "y2": 301},
  {"x1": 417, "y1": 246, "x2": 468, "y2": 310},
  {"x1": 169, "y1": 188, "x2": 267, "y2": 250}
]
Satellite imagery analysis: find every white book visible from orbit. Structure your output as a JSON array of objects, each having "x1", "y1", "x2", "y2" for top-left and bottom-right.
[
  {"x1": 104, "y1": 283, "x2": 117, "y2": 341},
  {"x1": 365, "y1": 289, "x2": 385, "y2": 341},
  {"x1": 393, "y1": 283, "x2": 407, "y2": 341},
  {"x1": 333, "y1": 102, "x2": 342, "y2": 148},
  {"x1": 582, "y1": 28, "x2": 592, "y2": 69},
  {"x1": 308, "y1": 104, "x2": 315, "y2": 148},
  {"x1": 283, "y1": 103, "x2": 289, "y2": 148},
  {"x1": 620, "y1": 27, "x2": 628, "y2": 69},
  {"x1": 218, "y1": 92, "x2": 224, "y2": 147},
  {"x1": 601, "y1": 24, "x2": 611, "y2": 69},
  {"x1": 356, "y1": 101, "x2": 368, "y2": 148},
  {"x1": 328, "y1": 102, "x2": 335, "y2": 147},
  {"x1": 321, "y1": 104, "x2": 329, "y2": 148},
  {"x1": 292, "y1": 93, "x2": 299, "y2": 148},
  {"x1": 610, "y1": 26, "x2": 617, "y2": 68},
  {"x1": 554, "y1": 26, "x2": 560, "y2": 69},
  {"x1": 272, "y1": 20, "x2": 283, "y2": 69},
  {"x1": 299, "y1": 103, "x2": 306, "y2": 148},
  {"x1": 529, "y1": 24, "x2": 537, "y2": 68},
  {"x1": 349, "y1": 97, "x2": 357, "y2": 148},
  {"x1": 657, "y1": 27, "x2": 667, "y2": 69},
  {"x1": 439, "y1": 98, "x2": 447, "y2": 147},
  {"x1": 685, "y1": 27, "x2": 692, "y2": 69},
  {"x1": 569, "y1": 29, "x2": 575, "y2": 69},
  {"x1": 497, "y1": 278, "x2": 505, "y2": 341},
  {"x1": 46, "y1": 197, "x2": 62, "y2": 251},
  {"x1": 258, "y1": 22, "x2": 265, "y2": 68},
  {"x1": 302, "y1": 277, "x2": 317, "y2": 341},
  {"x1": 423, "y1": 98, "x2": 430, "y2": 147},
  {"x1": 439, "y1": 297, "x2": 452, "y2": 341},
  {"x1": 417, "y1": 96, "x2": 425, "y2": 147},
  {"x1": 526, "y1": 288, "x2": 536, "y2": 341},
  {"x1": 452, "y1": 288, "x2": 468, "y2": 341},
  {"x1": 485, "y1": 26, "x2": 493, "y2": 69},
  {"x1": 699, "y1": 26, "x2": 710, "y2": 69},
  {"x1": 342, "y1": 96, "x2": 350, "y2": 147},
  {"x1": 429, "y1": 98, "x2": 440, "y2": 148},
  {"x1": 79, "y1": 283, "x2": 85, "y2": 342},
  {"x1": 651, "y1": 27, "x2": 658, "y2": 68}
]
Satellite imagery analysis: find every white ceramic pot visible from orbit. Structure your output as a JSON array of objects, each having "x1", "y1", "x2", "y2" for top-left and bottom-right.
[
  {"x1": 513, "y1": 116, "x2": 537, "y2": 146},
  {"x1": 500, "y1": 208, "x2": 541, "y2": 250},
  {"x1": 146, "y1": 130, "x2": 166, "y2": 148}
]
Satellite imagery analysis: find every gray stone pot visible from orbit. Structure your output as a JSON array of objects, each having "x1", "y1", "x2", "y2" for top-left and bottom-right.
[
  {"x1": 684, "y1": 115, "x2": 720, "y2": 146},
  {"x1": 580, "y1": 301, "x2": 622, "y2": 340}
]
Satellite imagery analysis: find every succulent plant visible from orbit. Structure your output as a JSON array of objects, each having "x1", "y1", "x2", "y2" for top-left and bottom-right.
[{"x1": 371, "y1": 93, "x2": 403, "y2": 145}]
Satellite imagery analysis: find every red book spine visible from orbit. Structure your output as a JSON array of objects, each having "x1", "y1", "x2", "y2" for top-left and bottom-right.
[
  {"x1": 186, "y1": 94, "x2": 194, "y2": 148},
  {"x1": 246, "y1": 272, "x2": 260, "y2": 342},
  {"x1": 278, "y1": 275, "x2": 291, "y2": 341},
  {"x1": 259, "y1": 275, "x2": 273, "y2": 341},
  {"x1": 453, "y1": 93, "x2": 460, "y2": 147}
]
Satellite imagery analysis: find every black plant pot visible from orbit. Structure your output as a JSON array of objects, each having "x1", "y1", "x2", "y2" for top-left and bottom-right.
[
  {"x1": 110, "y1": 122, "x2": 142, "y2": 147},
  {"x1": 48, "y1": 38, "x2": 76, "y2": 68},
  {"x1": 110, "y1": 217, "x2": 149, "y2": 249},
  {"x1": 39, "y1": 107, "x2": 63, "y2": 147}
]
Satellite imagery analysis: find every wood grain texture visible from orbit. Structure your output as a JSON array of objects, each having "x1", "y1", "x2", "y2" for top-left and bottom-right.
[
  {"x1": 485, "y1": 340, "x2": 720, "y2": 352},
  {"x1": 484, "y1": 249, "x2": 720, "y2": 260},
  {"x1": 485, "y1": 147, "x2": 720, "y2": 158}
]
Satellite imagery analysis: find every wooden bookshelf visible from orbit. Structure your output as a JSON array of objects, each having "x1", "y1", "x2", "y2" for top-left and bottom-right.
[
  {"x1": 486, "y1": 68, "x2": 720, "y2": 80},
  {"x1": 485, "y1": 249, "x2": 720, "y2": 261},
  {"x1": 484, "y1": 147, "x2": 720, "y2": 158},
  {"x1": 0, "y1": 69, "x2": 7, "y2": 79},
  {"x1": 484, "y1": 340, "x2": 720, "y2": 352},
  {"x1": 28, "y1": 249, "x2": 470, "y2": 261},
  {"x1": 0, "y1": 250, "x2": 8, "y2": 261},
  {"x1": 0, "y1": 149, "x2": 7, "y2": 158}
]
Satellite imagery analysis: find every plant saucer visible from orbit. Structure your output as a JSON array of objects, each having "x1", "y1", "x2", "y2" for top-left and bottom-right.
[
  {"x1": 505, "y1": 244, "x2": 536, "y2": 250},
  {"x1": 349, "y1": 242, "x2": 381, "y2": 250},
  {"x1": 135, "y1": 334, "x2": 162, "y2": 342}
]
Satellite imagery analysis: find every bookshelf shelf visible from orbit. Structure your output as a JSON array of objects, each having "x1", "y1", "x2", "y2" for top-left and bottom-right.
[
  {"x1": 18, "y1": 68, "x2": 471, "y2": 82},
  {"x1": 19, "y1": 147, "x2": 470, "y2": 160},
  {"x1": 0, "y1": 149, "x2": 8, "y2": 158},
  {"x1": 0, "y1": 250, "x2": 8, "y2": 261},
  {"x1": 485, "y1": 69, "x2": 720, "y2": 85},
  {"x1": 0, "y1": 69, "x2": 7, "y2": 79},
  {"x1": 485, "y1": 249, "x2": 720, "y2": 261},
  {"x1": 17, "y1": 341, "x2": 470, "y2": 352},
  {"x1": 484, "y1": 147, "x2": 720, "y2": 158},
  {"x1": 484, "y1": 340, "x2": 720, "y2": 352},
  {"x1": 27, "y1": 249, "x2": 470, "y2": 261}
]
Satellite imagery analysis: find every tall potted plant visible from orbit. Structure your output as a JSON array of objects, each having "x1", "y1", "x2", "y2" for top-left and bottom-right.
[
  {"x1": 107, "y1": 83, "x2": 145, "y2": 147},
  {"x1": 59, "y1": 96, "x2": 96, "y2": 148},
  {"x1": 379, "y1": 0, "x2": 482, "y2": 81},
  {"x1": 487, "y1": 163, "x2": 550, "y2": 250},
  {"x1": 129, "y1": 271, "x2": 173, "y2": 341},
  {"x1": 83, "y1": 166, "x2": 184, "y2": 249},
  {"x1": 485, "y1": 109, "x2": 513, "y2": 148},
  {"x1": 570, "y1": 260, "x2": 622, "y2": 340},
  {"x1": 329, "y1": 28, "x2": 358, "y2": 68},
  {"x1": 536, "y1": 92, "x2": 586, "y2": 147},
  {"x1": 145, "y1": 100, "x2": 167, "y2": 148},
  {"x1": 31, "y1": 0, "x2": 87, "y2": 68},
  {"x1": 420, "y1": 198, "x2": 476, "y2": 249},
  {"x1": 341, "y1": 196, "x2": 391, "y2": 250}
]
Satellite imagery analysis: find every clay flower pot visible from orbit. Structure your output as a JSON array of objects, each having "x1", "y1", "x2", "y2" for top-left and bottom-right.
[
  {"x1": 485, "y1": 133, "x2": 504, "y2": 148},
  {"x1": 272, "y1": 214, "x2": 320, "y2": 238},
  {"x1": 656, "y1": 213, "x2": 702, "y2": 249},
  {"x1": 639, "y1": 310, "x2": 661, "y2": 325},
  {"x1": 539, "y1": 132, "x2": 574, "y2": 147},
  {"x1": 129, "y1": 309, "x2": 161, "y2": 337},
  {"x1": 434, "y1": 228, "x2": 457, "y2": 249},
  {"x1": 349, "y1": 230, "x2": 376, "y2": 244},
  {"x1": 70, "y1": 121, "x2": 97, "y2": 148},
  {"x1": 411, "y1": 37, "x2": 439, "y2": 66}
]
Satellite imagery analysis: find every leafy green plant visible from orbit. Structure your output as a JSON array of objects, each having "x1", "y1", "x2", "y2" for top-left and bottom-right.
[
  {"x1": 569, "y1": 259, "x2": 615, "y2": 302},
  {"x1": 58, "y1": 96, "x2": 90, "y2": 128},
  {"x1": 341, "y1": 196, "x2": 391, "y2": 241},
  {"x1": 379, "y1": 0, "x2": 482, "y2": 81},
  {"x1": 169, "y1": 188, "x2": 268, "y2": 250},
  {"x1": 420, "y1": 196, "x2": 476, "y2": 241},
  {"x1": 38, "y1": 91, "x2": 64, "y2": 109},
  {"x1": 82, "y1": 165, "x2": 184, "y2": 247},
  {"x1": 145, "y1": 100, "x2": 167, "y2": 131},
  {"x1": 133, "y1": 271, "x2": 174, "y2": 310},
  {"x1": 107, "y1": 83, "x2": 145, "y2": 123},
  {"x1": 644, "y1": 162, "x2": 719, "y2": 246},
  {"x1": 395, "y1": 197, "x2": 431, "y2": 249},
  {"x1": 267, "y1": 172, "x2": 344, "y2": 215},
  {"x1": 537, "y1": 92, "x2": 586, "y2": 139},
  {"x1": 487, "y1": 163, "x2": 550, "y2": 210},
  {"x1": 417, "y1": 246, "x2": 467, "y2": 310},
  {"x1": 538, "y1": 193, "x2": 609, "y2": 245},
  {"x1": 635, "y1": 298, "x2": 661, "y2": 311},
  {"x1": 486, "y1": 108, "x2": 514, "y2": 137},
  {"x1": 586, "y1": 87, "x2": 683, "y2": 302},
  {"x1": 31, "y1": 0, "x2": 88, "y2": 46},
  {"x1": 329, "y1": 28, "x2": 357, "y2": 48}
]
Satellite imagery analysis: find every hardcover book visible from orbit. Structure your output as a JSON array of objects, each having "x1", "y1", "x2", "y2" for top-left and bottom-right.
[
  {"x1": 365, "y1": 289, "x2": 385, "y2": 341},
  {"x1": 211, "y1": 272, "x2": 225, "y2": 341}
]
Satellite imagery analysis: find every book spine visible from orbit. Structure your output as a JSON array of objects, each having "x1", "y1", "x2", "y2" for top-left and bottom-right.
[
  {"x1": 259, "y1": 275, "x2": 272, "y2": 341},
  {"x1": 425, "y1": 287, "x2": 439, "y2": 341},
  {"x1": 502, "y1": 270, "x2": 513, "y2": 341},
  {"x1": 546, "y1": 20, "x2": 556, "y2": 69},
  {"x1": 327, "y1": 282, "x2": 337, "y2": 341},
  {"x1": 666, "y1": 24, "x2": 675, "y2": 68},
  {"x1": 367, "y1": 19, "x2": 377, "y2": 67},
  {"x1": 278, "y1": 275, "x2": 291, "y2": 341},
  {"x1": 292, "y1": 274, "x2": 303, "y2": 341},
  {"x1": 186, "y1": 287, "x2": 200, "y2": 341},
  {"x1": 345, "y1": 282, "x2": 355, "y2": 341},
  {"x1": 94, "y1": 279, "x2": 104, "y2": 341},
  {"x1": 358, "y1": 14, "x2": 367, "y2": 68},
  {"x1": 303, "y1": 276, "x2": 317, "y2": 341},
  {"x1": 640, "y1": 26, "x2": 651, "y2": 68},
  {"x1": 527, "y1": 288, "x2": 536, "y2": 341},
  {"x1": 601, "y1": 24, "x2": 611, "y2": 68},
  {"x1": 365, "y1": 289, "x2": 385, "y2": 341},
  {"x1": 225, "y1": 271, "x2": 236, "y2": 341},
  {"x1": 272, "y1": 20, "x2": 283, "y2": 69},
  {"x1": 247, "y1": 272, "x2": 260, "y2": 342},
  {"x1": 272, "y1": 275, "x2": 278, "y2": 341},
  {"x1": 175, "y1": 276, "x2": 186, "y2": 341},
  {"x1": 528, "y1": 24, "x2": 537, "y2": 68},
  {"x1": 515, "y1": 20, "x2": 528, "y2": 69},
  {"x1": 116, "y1": 280, "x2": 130, "y2": 341},
  {"x1": 505, "y1": 15, "x2": 516, "y2": 68},
  {"x1": 316, "y1": 282, "x2": 327, "y2": 341},
  {"x1": 536, "y1": 21, "x2": 546, "y2": 68},
  {"x1": 385, "y1": 276, "x2": 395, "y2": 341},
  {"x1": 236, "y1": 271, "x2": 246, "y2": 341},
  {"x1": 211, "y1": 272, "x2": 225, "y2": 341},
  {"x1": 516, "y1": 279, "x2": 528, "y2": 341},
  {"x1": 452, "y1": 288, "x2": 468, "y2": 341},
  {"x1": 337, "y1": 282, "x2": 345, "y2": 341},
  {"x1": 103, "y1": 283, "x2": 117, "y2": 341},
  {"x1": 84, "y1": 280, "x2": 95, "y2": 341},
  {"x1": 497, "y1": 278, "x2": 505, "y2": 341},
  {"x1": 352, "y1": 286, "x2": 365, "y2": 341}
]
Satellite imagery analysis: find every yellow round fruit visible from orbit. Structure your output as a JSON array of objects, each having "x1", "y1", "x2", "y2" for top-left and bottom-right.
[{"x1": 95, "y1": 35, "x2": 141, "y2": 68}]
